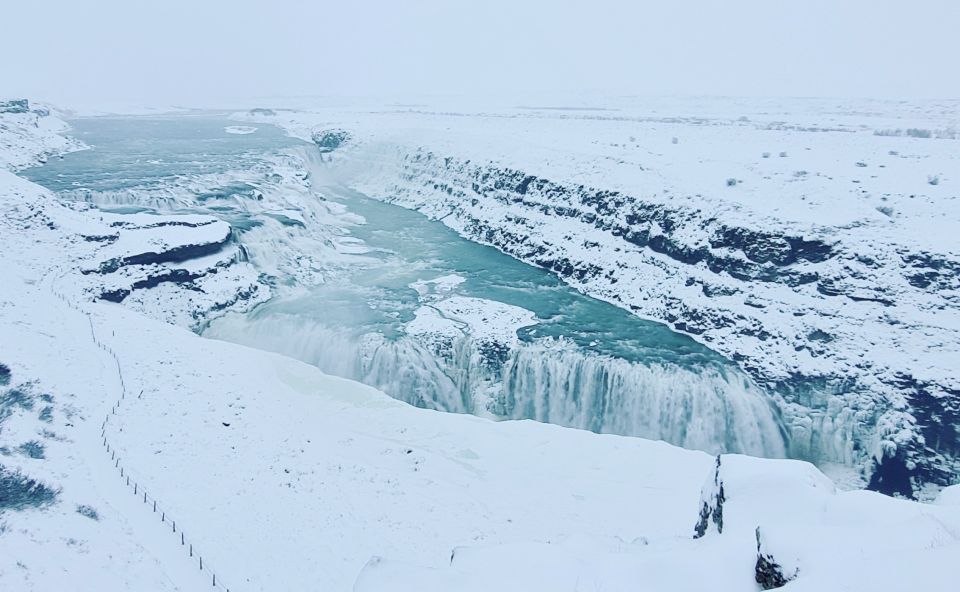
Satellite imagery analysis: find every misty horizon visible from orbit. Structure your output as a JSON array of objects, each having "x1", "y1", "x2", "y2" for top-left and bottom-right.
[{"x1": 3, "y1": 0, "x2": 959, "y2": 108}]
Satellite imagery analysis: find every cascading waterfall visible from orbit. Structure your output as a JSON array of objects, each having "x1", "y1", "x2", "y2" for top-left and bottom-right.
[
  {"x1": 206, "y1": 312, "x2": 787, "y2": 457},
  {"x1": 500, "y1": 342, "x2": 786, "y2": 456}
]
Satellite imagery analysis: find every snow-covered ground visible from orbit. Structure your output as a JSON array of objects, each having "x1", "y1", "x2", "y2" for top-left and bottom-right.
[
  {"x1": 2, "y1": 101, "x2": 960, "y2": 591},
  {"x1": 239, "y1": 96, "x2": 960, "y2": 494}
]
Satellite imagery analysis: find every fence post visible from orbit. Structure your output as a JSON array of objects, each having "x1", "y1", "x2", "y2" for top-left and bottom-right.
[
  {"x1": 144, "y1": 491, "x2": 147, "y2": 503},
  {"x1": 181, "y1": 532, "x2": 184, "y2": 545},
  {"x1": 213, "y1": 573, "x2": 216, "y2": 587},
  {"x1": 153, "y1": 500, "x2": 157, "y2": 512},
  {"x1": 200, "y1": 556, "x2": 203, "y2": 571},
  {"x1": 190, "y1": 544, "x2": 193, "y2": 557}
]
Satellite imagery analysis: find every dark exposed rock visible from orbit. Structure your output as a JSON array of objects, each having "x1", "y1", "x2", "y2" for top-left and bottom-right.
[
  {"x1": 755, "y1": 528, "x2": 796, "y2": 589},
  {"x1": 95, "y1": 233, "x2": 230, "y2": 274},
  {"x1": 0, "y1": 363, "x2": 9, "y2": 386},
  {"x1": 311, "y1": 129, "x2": 350, "y2": 153},
  {"x1": 99, "y1": 268, "x2": 205, "y2": 303},
  {"x1": 82, "y1": 233, "x2": 119, "y2": 243},
  {"x1": 693, "y1": 455, "x2": 725, "y2": 538},
  {"x1": 0, "y1": 99, "x2": 30, "y2": 114}
]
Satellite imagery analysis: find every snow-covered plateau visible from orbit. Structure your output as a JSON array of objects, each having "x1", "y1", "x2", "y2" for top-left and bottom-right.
[{"x1": 1, "y1": 99, "x2": 959, "y2": 591}]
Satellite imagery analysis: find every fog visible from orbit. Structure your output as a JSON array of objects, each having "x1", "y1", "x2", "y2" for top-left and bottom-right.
[{"x1": 2, "y1": 0, "x2": 958, "y2": 107}]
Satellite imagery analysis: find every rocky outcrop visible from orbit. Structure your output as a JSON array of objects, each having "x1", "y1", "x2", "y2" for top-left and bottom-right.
[
  {"x1": 0, "y1": 99, "x2": 30, "y2": 114},
  {"x1": 754, "y1": 528, "x2": 797, "y2": 590},
  {"x1": 311, "y1": 129, "x2": 350, "y2": 153},
  {"x1": 693, "y1": 455, "x2": 725, "y2": 538}
]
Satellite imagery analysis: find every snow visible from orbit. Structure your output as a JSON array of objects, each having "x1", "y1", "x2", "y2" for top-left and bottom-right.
[
  {"x1": 406, "y1": 295, "x2": 537, "y2": 346},
  {"x1": 224, "y1": 125, "x2": 257, "y2": 135},
  {"x1": 2, "y1": 103, "x2": 959, "y2": 592}
]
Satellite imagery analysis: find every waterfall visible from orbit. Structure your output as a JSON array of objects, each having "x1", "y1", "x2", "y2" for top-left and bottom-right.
[
  {"x1": 499, "y1": 341, "x2": 786, "y2": 456},
  {"x1": 205, "y1": 313, "x2": 787, "y2": 458}
]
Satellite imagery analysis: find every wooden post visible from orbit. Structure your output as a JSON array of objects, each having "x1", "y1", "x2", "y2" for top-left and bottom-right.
[
  {"x1": 153, "y1": 500, "x2": 157, "y2": 512},
  {"x1": 213, "y1": 573, "x2": 216, "y2": 586},
  {"x1": 162, "y1": 512, "x2": 165, "y2": 522},
  {"x1": 173, "y1": 520, "x2": 176, "y2": 532},
  {"x1": 190, "y1": 544, "x2": 193, "y2": 557},
  {"x1": 200, "y1": 556, "x2": 203, "y2": 571},
  {"x1": 134, "y1": 483, "x2": 137, "y2": 495},
  {"x1": 181, "y1": 532, "x2": 184, "y2": 545}
]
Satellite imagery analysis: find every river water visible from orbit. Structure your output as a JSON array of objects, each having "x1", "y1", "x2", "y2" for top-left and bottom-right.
[{"x1": 23, "y1": 114, "x2": 788, "y2": 457}]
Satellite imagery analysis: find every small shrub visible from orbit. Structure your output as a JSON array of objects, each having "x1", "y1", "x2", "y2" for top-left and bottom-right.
[
  {"x1": 1, "y1": 386, "x2": 34, "y2": 412},
  {"x1": 671, "y1": 136, "x2": 679, "y2": 144},
  {"x1": 1, "y1": 385, "x2": 36, "y2": 427},
  {"x1": 76, "y1": 504, "x2": 100, "y2": 521},
  {"x1": 0, "y1": 464, "x2": 59, "y2": 511},
  {"x1": 762, "y1": 152, "x2": 771, "y2": 158},
  {"x1": 855, "y1": 161, "x2": 867, "y2": 167},
  {"x1": 39, "y1": 406, "x2": 53, "y2": 423},
  {"x1": 779, "y1": 151, "x2": 788, "y2": 158},
  {"x1": 18, "y1": 441, "x2": 45, "y2": 459},
  {"x1": 726, "y1": 178, "x2": 738, "y2": 187},
  {"x1": 40, "y1": 429, "x2": 64, "y2": 441},
  {"x1": 928, "y1": 175, "x2": 940, "y2": 186}
]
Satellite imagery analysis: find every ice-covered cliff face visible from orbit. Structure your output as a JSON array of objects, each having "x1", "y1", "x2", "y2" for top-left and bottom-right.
[{"x1": 250, "y1": 97, "x2": 960, "y2": 496}]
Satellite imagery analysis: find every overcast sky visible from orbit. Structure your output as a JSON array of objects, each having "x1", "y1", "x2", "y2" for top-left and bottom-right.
[{"x1": 2, "y1": 0, "x2": 958, "y2": 107}]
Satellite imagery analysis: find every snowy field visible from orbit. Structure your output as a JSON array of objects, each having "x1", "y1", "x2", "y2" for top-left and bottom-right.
[{"x1": 1, "y1": 102, "x2": 959, "y2": 591}]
